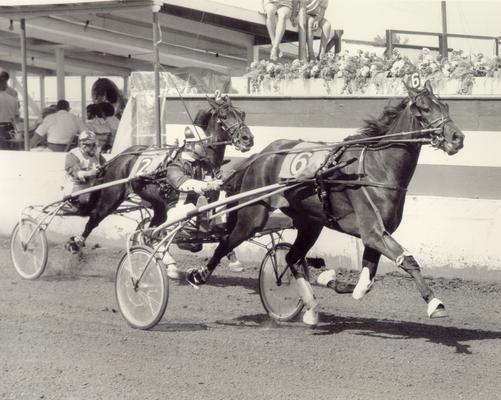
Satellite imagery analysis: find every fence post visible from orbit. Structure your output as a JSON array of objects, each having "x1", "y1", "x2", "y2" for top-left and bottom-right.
[{"x1": 385, "y1": 30, "x2": 393, "y2": 58}]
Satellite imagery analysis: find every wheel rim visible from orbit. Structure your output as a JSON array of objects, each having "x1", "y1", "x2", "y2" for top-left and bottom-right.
[
  {"x1": 116, "y1": 247, "x2": 168, "y2": 329},
  {"x1": 260, "y1": 244, "x2": 303, "y2": 321},
  {"x1": 10, "y1": 219, "x2": 47, "y2": 280}
]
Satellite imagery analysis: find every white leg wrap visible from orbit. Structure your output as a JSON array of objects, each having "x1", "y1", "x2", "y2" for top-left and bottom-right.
[
  {"x1": 427, "y1": 298, "x2": 445, "y2": 318},
  {"x1": 296, "y1": 277, "x2": 319, "y2": 326},
  {"x1": 316, "y1": 269, "x2": 336, "y2": 287},
  {"x1": 352, "y1": 267, "x2": 374, "y2": 300}
]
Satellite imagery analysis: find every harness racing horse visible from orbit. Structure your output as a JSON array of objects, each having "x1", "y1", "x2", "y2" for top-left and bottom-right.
[
  {"x1": 66, "y1": 95, "x2": 254, "y2": 252},
  {"x1": 190, "y1": 80, "x2": 465, "y2": 323}
]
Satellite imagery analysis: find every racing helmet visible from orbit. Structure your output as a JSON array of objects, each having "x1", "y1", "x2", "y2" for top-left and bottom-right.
[
  {"x1": 183, "y1": 126, "x2": 207, "y2": 158},
  {"x1": 79, "y1": 130, "x2": 97, "y2": 146}
]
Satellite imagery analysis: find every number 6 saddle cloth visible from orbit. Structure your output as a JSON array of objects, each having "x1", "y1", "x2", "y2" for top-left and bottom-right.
[{"x1": 278, "y1": 141, "x2": 330, "y2": 180}]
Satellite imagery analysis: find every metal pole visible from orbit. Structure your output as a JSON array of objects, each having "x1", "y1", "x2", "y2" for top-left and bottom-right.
[
  {"x1": 385, "y1": 29, "x2": 393, "y2": 58},
  {"x1": 441, "y1": 1, "x2": 448, "y2": 60},
  {"x1": 152, "y1": 5, "x2": 162, "y2": 147},
  {"x1": 55, "y1": 47, "x2": 65, "y2": 100},
  {"x1": 80, "y1": 75, "x2": 86, "y2": 122},
  {"x1": 20, "y1": 19, "x2": 29, "y2": 151}
]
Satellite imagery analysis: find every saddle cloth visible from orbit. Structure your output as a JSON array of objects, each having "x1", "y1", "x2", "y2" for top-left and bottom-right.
[{"x1": 278, "y1": 142, "x2": 330, "y2": 180}]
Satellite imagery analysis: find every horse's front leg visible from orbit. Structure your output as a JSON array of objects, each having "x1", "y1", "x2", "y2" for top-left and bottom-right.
[
  {"x1": 361, "y1": 230, "x2": 447, "y2": 318},
  {"x1": 284, "y1": 221, "x2": 323, "y2": 326},
  {"x1": 187, "y1": 203, "x2": 269, "y2": 287},
  {"x1": 352, "y1": 246, "x2": 381, "y2": 300}
]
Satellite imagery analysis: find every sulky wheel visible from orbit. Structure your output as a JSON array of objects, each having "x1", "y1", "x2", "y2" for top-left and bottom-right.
[
  {"x1": 115, "y1": 245, "x2": 169, "y2": 330},
  {"x1": 10, "y1": 217, "x2": 48, "y2": 280},
  {"x1": 259, "y1": 242, "x2": 304, "y2": 322}
]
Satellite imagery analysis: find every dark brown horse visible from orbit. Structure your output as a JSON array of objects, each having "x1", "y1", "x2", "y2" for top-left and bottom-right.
[
  {"x1": 67, "y1": 95, "x2": 253, "y2": 252},
  {"x1": 188, "y1": 81, "x2": 464, "y2": 324}
]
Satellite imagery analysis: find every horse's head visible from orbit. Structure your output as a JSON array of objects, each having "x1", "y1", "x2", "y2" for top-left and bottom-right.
[
  {"x1": 406, "y1": 80, "x2": 464, "y2": 155},
  {"x1": 207, "y1": 94, "x2": 254, "y2": 152}
]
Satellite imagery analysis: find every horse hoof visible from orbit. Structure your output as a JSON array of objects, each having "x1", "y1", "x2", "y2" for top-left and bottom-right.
[
  {"x1": 228, "y1": 261, "x2": 243, "y2": 273},
  {"x1": 302, "y1": 308, "x2": 319, "y2": 326},
  {"x1": 352, "y1": 267, "x2": 374, "y2": 300},
  {"x1": 316, "y1": 269, "x2": 336, "y2": 287},
  {"x1": 427, "y1": 298, "x2": 448, "y2": 318},
  {"x1": 65, "y1": 239, "x2": 80, "y2": 254},
  {"x1": 166, "y1": 264, "x2": 183, "y2": 280}
]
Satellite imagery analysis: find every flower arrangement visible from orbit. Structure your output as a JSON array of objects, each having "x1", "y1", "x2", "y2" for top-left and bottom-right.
[{"x1": 247, "y1": 48, "x2": 501, "y2": 95}]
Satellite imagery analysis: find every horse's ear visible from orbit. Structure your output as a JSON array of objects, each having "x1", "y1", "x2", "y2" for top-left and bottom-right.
[
  {"x1": 223, "y1": 95, "x2": 232, "y2": 105},
  {"x1": 402, "y1": 79, "x2": 419, "y2": 100},
  {"x1": 206, "y1": 96, "x2": 218, "y2": 109},
  {"x1": 423, "y1": 80, "x2": 434, "y2": 95}
]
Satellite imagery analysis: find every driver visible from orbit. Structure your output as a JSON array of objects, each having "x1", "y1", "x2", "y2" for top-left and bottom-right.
[
  {"x1": 162, "y1": 127, "x2": 222, "y2": 279},
  {"x1": 63, "y1": 130, "x2": 106, "y2": 213}
]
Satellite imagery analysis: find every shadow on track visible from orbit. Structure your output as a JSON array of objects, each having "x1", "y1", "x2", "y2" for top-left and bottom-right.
[
  {"x1": 214, "y1": 312, "x2": 501, "y2": 354},
  {"x1": 314, "y1": 313, "x2": 501, "y2": 354},
  {"x1": 152, "y1": 323, "x2": 210, "y2": 333}
]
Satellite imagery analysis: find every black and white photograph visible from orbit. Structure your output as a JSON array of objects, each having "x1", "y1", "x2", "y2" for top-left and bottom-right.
[{"x1": 0, "y1": 0, "x2": 500, "y2": 398}]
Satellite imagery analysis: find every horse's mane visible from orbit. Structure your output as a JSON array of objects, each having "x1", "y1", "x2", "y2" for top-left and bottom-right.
[{"x1": 345, "y1": 97, "x2": 409, "y2": 141}]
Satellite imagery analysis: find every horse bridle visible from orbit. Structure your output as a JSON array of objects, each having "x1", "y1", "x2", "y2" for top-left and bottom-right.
[
  {"x1": 214, "y1": 105, "x2": 247, "y2": 147},
  {"x1": 411, "y1": 95, "x2": 452, "y2": 149}
]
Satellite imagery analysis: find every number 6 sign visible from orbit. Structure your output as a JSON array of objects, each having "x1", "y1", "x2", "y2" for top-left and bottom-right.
[{"x1": 289, "y1": 152, "x2": 313, "y2": 176}]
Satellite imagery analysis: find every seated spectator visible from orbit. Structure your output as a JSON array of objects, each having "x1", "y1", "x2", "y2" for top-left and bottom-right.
[
  {"x1": 298, "y1": 0, "x2": 331, "y2": 60},
  {"x1": 100, "y1": 102, "x2": 119, "y2": 152},
  {"x1": 0, "y1": 70, "x2": 20, "y2": 102},
  {"x1": 86, "y1": 103, "x2": 111, "y2": 152},
  {"x1": 30, "y1": 100, "x2": 86, "y2": 152},
  {"x1": 262, "y1": 0, "x2": 295, "y2": 61},
  {"x1": 0, "y1": 75, "x2": 19, "y2": 150}
]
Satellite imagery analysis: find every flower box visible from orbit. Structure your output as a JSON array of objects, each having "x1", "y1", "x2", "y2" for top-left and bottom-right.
[{"x1": 251, "y1": 76, "x2": 501, "y2": 96}]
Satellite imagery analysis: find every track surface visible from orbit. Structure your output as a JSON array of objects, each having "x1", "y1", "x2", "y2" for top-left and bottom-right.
[{"x1": 1, "y1": 237, "x2": 501, "y2": 400}]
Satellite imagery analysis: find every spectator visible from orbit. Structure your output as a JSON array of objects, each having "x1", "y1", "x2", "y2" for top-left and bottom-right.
[
  {"x1": 262, "y1": 0, "x2": 295, "y2": 61},
  {"x1": 0, "y1": 70, "x2": 20, "y2": 101},
  {"x1": 85, "y1": 102, "x2": 119, "y2": 153},
  {"x1": 86, "y1": 103, "x2": 111, "y2": 152},
  {"x1": 30, "y1": 99, "x2": 86, "y2": 152},
  {"x1": 298, "y1": 0, "x2": 331, "y2": 60},
  {"x1": 0, "y1": 76, "x2": 19, "y2": 149},
  {"x1": 100, "y1": 102, "x2": 119, "y2": 152}
]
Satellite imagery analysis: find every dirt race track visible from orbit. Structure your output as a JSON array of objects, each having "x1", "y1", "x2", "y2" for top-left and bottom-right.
[{"x1": 1, "y1": 237, "x2": 501, "y2": 400}]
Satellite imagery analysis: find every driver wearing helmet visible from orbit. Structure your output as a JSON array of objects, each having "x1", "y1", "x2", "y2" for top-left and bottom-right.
[
  {"x1": 164, "y1": 126, "x2": 221, "y2": 195},
  {"x1": 63, "y1": 130, "x2": 106, "y2": 211},
  {"x1": 162, "y1": 126, "x2": 222, "y2": 279}
]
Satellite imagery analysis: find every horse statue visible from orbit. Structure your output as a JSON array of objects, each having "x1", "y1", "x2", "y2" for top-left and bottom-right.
[
  {"x1": 66, "y1": 94, "x2": 254, "y2": 253},
  {"x1": 188, "y1": 80, "x2": 465, "y2": 324}
]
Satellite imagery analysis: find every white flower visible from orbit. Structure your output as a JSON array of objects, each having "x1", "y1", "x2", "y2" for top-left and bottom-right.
[{"x1": 359, "y1": 65, "x2": 370, "y2": 77}]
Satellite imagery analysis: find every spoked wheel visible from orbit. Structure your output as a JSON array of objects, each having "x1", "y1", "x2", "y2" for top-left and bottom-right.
[
  {"x1": 115, "y1": 245, "x2": 168, "y2": 330},
  {"x1": 259, "y1": 242, "x2": 305, "y2": 322},
  {"x1": 10, "y1": 217, "x2": 48, "y2": 280},
  {"x1": 129, "y1": 217, "x2": 152, "y2": 247}
]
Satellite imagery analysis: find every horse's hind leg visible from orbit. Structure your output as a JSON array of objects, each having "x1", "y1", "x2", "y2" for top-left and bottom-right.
[
  {"x1": 187, "y1": 203, "x2": 270, "y2": 286},
  {"x1": 69, "y1": 186, "x2": 126, "y2": 251}
]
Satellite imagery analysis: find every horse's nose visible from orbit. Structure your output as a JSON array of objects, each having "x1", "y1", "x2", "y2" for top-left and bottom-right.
[
  {"x1": 242, "y1": 134, "x2": 253, "y2": 144},
  {"x1": 453, "y1": 131, "x2": 464, "y2": 150}
]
